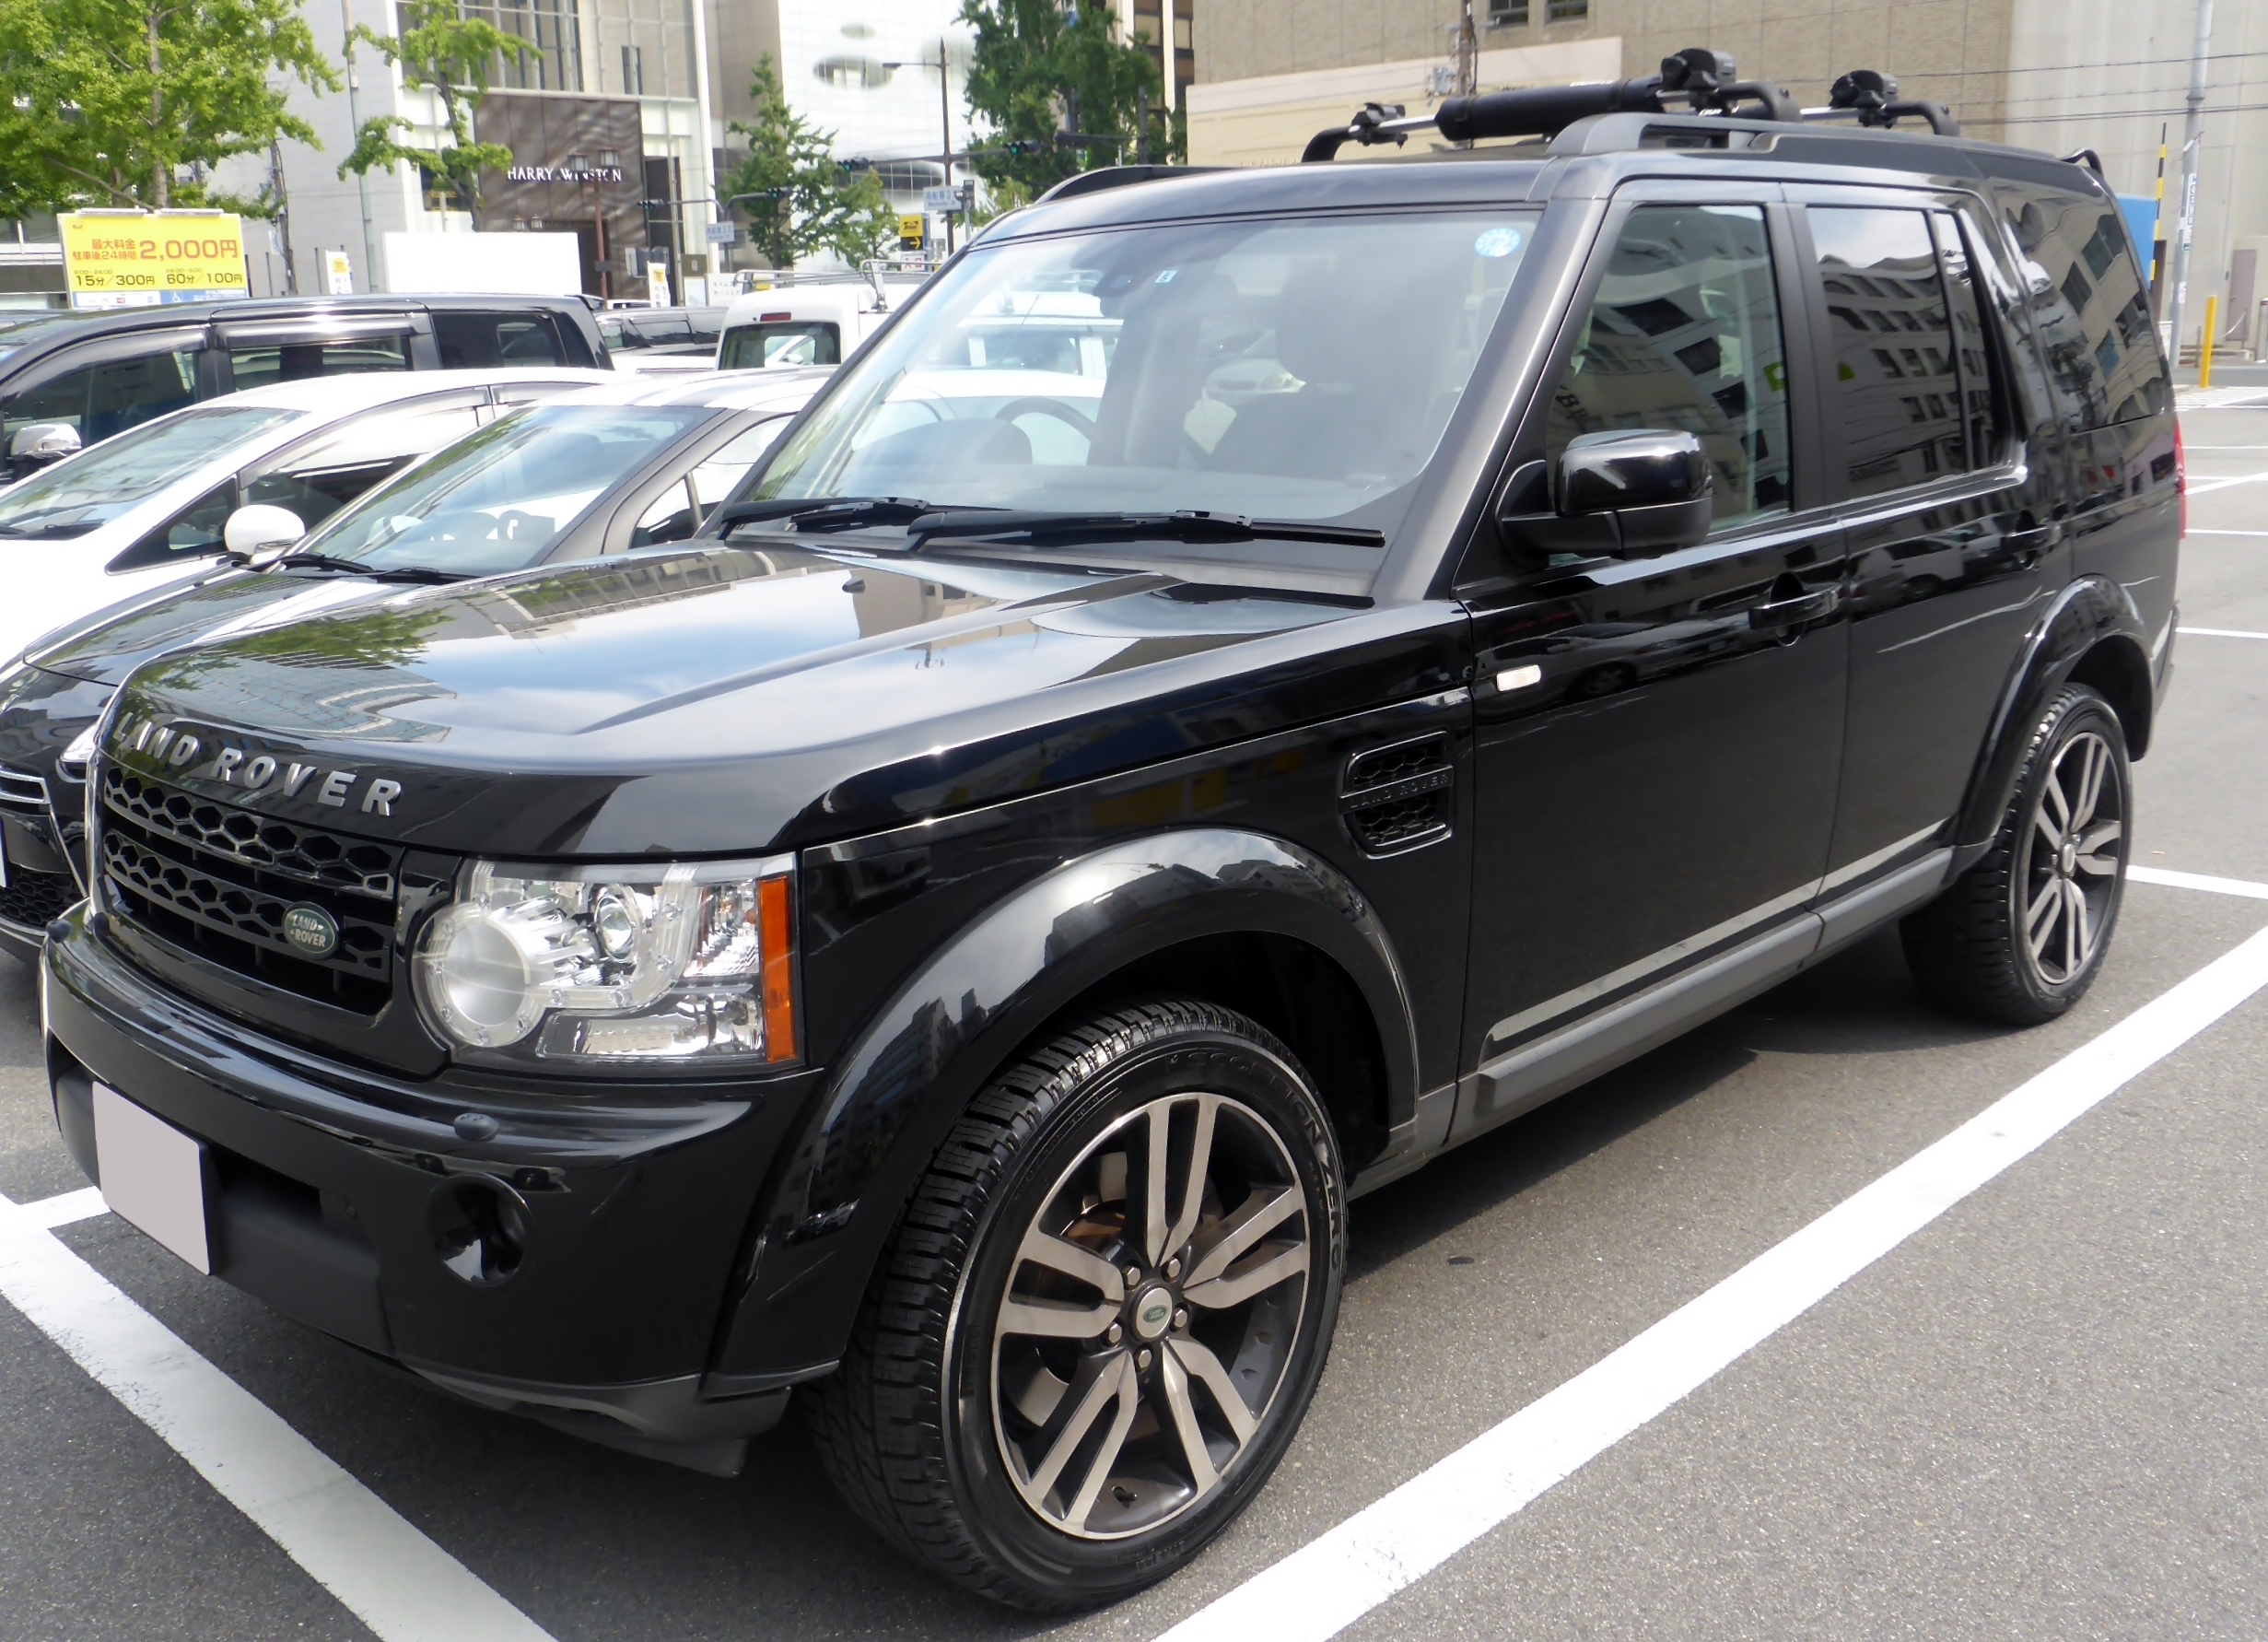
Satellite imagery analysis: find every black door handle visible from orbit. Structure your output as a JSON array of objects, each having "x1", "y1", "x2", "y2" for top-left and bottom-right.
[{"x1": 1749, "y1": 585, "x2": 1840, "y2": 628}]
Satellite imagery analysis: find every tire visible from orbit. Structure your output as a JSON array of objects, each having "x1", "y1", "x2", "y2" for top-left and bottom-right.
[
  {"x1": 1901, "y1": 684, "x2": 2131, "y2": 1025},
  {"x1": 805, "y1": 1000, "x2": 1346, "y2": 1611}
]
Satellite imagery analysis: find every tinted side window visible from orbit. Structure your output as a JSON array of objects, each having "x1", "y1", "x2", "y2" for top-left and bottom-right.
[
  {"x1": 433, "y1": 311, "x2": 567, "y2": 368},
  {"x1": 244, "y1": 401, "x2": 485, "y2": 529},
  {"x1": 1933, "y1": 213, "x2": 2000, "y2": 468},
  {"x1": 107, "y1": 482, "x2": 235, "y2": 572},
  {"x1": 2, "y1": 347, "x2": 200, "y2": 448},
  {"x1": 2000, "y1": 185, "x2": 2169, "y2": 429},
  {"x1": 1546, "y1": 204, "x2": 1791, "y2": 527},
  {"x1": 229, "y1": 336, "x2": 410, "y2": 390},
  {"x1": 1810, "y1": 207, "x2": 1964, "y2": 499}
]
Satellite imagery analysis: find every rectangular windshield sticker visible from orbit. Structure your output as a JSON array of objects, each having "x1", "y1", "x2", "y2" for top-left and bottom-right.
[{"x1": 1155, "y1": 269, "x2": 1177, "y2": 283}]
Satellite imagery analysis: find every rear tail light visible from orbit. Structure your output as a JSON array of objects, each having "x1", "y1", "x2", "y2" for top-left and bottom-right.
[{"x1": 2175, "y1": 417, "x2": 2187, "y2": 539}]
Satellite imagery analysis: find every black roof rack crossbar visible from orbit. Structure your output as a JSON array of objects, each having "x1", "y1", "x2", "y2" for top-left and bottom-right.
[
  {"x1": 1303, "y1": 48, "x2": 1963, "y2": 160},
  {"x1": 1303, "y1": 48, "x2": 1797, "y2": 161}
]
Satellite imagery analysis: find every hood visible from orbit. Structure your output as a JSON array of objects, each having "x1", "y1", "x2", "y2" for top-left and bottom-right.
[
  {"x1": 110, "y1": 544, "x2": 1459, "y2": 855},
  {"x1": 32, "y1": 567, "x2": 401, "y2": 686}
]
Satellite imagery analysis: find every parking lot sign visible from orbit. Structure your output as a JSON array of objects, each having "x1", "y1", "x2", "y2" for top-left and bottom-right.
[{"x1": 60, "y1": 212, "x2": 248, "y2": 308}]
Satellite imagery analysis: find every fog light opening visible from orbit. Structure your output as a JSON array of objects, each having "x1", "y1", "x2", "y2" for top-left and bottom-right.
[{"x1": 427, "y1": 1176, "x2": 529, "y2": 1285}]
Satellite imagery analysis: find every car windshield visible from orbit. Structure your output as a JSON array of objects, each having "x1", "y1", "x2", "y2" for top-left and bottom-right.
[
  {"x1": 752, "y1": 211, "x2": 1537, "y2": 542},
  {"x1": 0, "y1": 404, "x2": 302, "y2": 540},
  {"x1": 295, "y1": 400, "x2": 714, "y2": 575}
]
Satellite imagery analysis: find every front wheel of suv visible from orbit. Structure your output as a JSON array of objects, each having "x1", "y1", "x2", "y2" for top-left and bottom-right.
[
  {"x1": 1902, "y1": 683, "x2": 2131, "y2": 1025},
  {"x1": 805, "y1": 1000, "x2": 1346, "y2": 1611}
]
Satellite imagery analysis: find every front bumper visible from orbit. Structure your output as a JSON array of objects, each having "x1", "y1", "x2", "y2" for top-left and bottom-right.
[{"x1": 43, "y1": 904, "x2": 829, "y2": 1472}]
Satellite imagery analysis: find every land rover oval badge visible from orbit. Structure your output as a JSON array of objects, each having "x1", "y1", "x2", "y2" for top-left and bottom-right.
[{"x1": 282, "y1": 904, "x2": 339, "y2": 959}]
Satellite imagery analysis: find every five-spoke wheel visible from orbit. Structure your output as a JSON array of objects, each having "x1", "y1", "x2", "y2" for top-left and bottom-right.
[
  {"x1": 991, "y1": 1090, "x2": 1311, "y2": 1538},
  {"x1": 807, "y1": 1001, "x2": 1343, "y2": 1610},
  {"x1": 1904, "y1": 684, "x2": 2131, "y2": 1023}
]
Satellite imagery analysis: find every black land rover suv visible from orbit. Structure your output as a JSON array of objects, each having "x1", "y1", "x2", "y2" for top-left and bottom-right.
[{"x1": 41, "y1": 68, "x2": 2177, "y2": 1611}]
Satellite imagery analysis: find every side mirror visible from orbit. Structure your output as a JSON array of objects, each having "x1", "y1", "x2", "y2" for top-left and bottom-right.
[
  {"x1": 1556, "y1": 429, "x2": 1713, "y2": 555},
  {"x1": 8, "y1": 422, "x2": 81, "y2": 467},
  {"x1": 1496, "y1": 429, "x2": 1714, "y2": 561},
  {"x1": 223, "y1": 503, "x2": 306, "y2": 559}
]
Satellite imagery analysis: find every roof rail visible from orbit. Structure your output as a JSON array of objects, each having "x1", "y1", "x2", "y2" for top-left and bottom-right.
[
  {"x1": 1034, "y1": 163, "x2": 1222, "y2": 204},
  {"x1": 1301, "y1": 48, "x2": 1958, "y2": 161}
]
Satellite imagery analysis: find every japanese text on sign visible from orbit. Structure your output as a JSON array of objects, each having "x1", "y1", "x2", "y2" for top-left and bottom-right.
[{"x1": 60, "y1": 213, "x2": 249, "y2": 308}]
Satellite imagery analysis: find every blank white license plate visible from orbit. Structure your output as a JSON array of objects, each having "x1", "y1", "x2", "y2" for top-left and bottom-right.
[{"x1": 93, "y1": 1084, "x2": 211, "y2": 1273}]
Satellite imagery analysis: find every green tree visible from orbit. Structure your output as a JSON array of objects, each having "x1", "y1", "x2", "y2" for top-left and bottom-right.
[
  {"x1": 337, "y1": 0, "x2": 524, "y2": 211},
  {"x1": 721, "y1": 54, "x2": 899, "y2": 268},
  {"x1": 0, "y1": 0, "x2": 334, "y2": 213},
  {"x1": 957, "y1": 0, "x2": 1174, "y2": 198}
]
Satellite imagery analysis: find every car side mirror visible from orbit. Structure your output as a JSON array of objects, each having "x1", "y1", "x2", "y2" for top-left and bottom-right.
[
  {"x1": 223, "y1": 503, "x2": 306, "y2": 560},
  {"x1": 8, "y1": 422, "x2": 81, "y2": 468},
  {"x1": 1556, "y1": 430, "x2": 1713, "y2": 555}
]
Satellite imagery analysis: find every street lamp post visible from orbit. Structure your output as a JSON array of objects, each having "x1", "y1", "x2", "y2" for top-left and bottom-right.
[
  {"x1": 338, "y1": 0, "x2": 380, "y2": 289},
  {"x1": 2164, "y1": 0, "x2": 2215, "y2": 370},
  {"x1": 883, "y1": 41, "x2": 958, "y2": 256}
]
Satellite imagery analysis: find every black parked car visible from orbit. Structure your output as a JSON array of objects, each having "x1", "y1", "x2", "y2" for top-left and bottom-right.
[
  {"x1": 0, "y1": 295, "x2": 610, "y2": 483},
  {"x1": 39, "y1": 60, "x2": 2177, "y2": 1612}
]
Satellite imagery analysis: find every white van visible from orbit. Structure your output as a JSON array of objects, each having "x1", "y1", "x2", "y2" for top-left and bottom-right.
[{"x1": 718, "y1": 278, "x2": 910, "y2": 370}]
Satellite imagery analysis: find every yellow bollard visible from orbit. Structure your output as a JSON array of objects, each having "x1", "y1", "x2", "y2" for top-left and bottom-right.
[{"x1": 2201, "y1": 295, "x2": 2217, "y2": 387}]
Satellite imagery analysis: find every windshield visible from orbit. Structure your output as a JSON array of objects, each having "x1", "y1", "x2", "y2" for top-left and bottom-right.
[
  {"x1": 0, "y1": 404, "x2": 301, "y2": 540},
  {"x1": 293, "y1": 400, "x2": 713, "y2": 574},
  {"x1": 754, "y1": 211, "x2": 1537, "y2": 537}
]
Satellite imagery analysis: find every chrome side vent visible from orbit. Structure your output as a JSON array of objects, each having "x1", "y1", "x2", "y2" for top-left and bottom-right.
[{"x1": 1340, "y1": 733, "x2": 1453, "y2": 857}]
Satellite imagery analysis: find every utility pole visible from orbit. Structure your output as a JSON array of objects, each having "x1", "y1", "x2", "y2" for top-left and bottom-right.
[
  {"x1": 339, "y1": 0, "x2": 381, "y2": 291},
  {"x1": 268, "y1": 138, "x2": 299, "y2": 295},
  {"x1": 938, "y1": 38, "x2": 955, "y2": 255},
  {"x1": 2164, "y1": 0, "x2": 2214, "y2": 369}
]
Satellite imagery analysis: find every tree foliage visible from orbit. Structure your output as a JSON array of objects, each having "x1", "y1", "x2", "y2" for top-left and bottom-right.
[
  {"x1": 338, "y1": 0, "x2": 524, "y2": 210},
  {"x1": 721, "y1": 53, "x2": 898, "y2": 269},
  {"x1": 0, "y1": 0, "x2": 334, "y2": 214},
  {"x1": 957, "y1": 0, "x2": 1175, "y2": 197}
]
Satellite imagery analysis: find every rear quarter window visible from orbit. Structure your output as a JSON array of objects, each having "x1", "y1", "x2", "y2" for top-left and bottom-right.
[
  {"x1": 1996, "y1": 182, "x2": 2169, "y2": 429},
  {"x1": 433, "y1": 311, "x2": 568, "y2": 368}
]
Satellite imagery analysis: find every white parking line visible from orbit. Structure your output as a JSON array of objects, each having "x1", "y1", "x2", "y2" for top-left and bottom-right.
[
  {"x1": 2184, "y1": 469, "x2": 2268, "y2": 495},
  {"x1": 2131, "y1": 864, "x2": 2268, "y2": 900},
  {"x1": 2184, "y1": 529, "x2": 2268, "y2": 537},
  {"x1": 2178, "y1": 626, "x2": 2268, "y2": 639},
  {"x1": 1155, "y1": 923, "x2": 2268, "y2": 1642},
  {"x1": 0, "y1": 1191, "x2": 556, "y2": 1642},
  {"x1": 23, "y1": 1186, "x2": 107, "y2": 1230}
]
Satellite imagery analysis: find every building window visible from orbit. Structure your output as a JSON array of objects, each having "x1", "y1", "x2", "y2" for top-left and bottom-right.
[
  {"x1": 1545, "y1": 0, "x2": 1587, "y2": 19},
  {"x1": 621, "y1": 44, "x2": 642, "y2": 95},
  {"x1": 1488, "y1": 0, "x2": 1529, "y2": 25}
]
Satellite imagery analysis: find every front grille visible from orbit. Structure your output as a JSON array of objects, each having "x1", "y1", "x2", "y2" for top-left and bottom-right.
[
  {"x1": 1340, "y1": 733, "x2": 1453, "y2": 858},
  {"x1": 0, "y1": 865, "x2": 78, "y2": 932},
  {"x1": 99, "y1": 767, "x2": 401, "y2": 1011}
]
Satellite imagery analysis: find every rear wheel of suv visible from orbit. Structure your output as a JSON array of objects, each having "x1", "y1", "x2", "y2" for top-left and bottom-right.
[
  {"x1": 1902, "y1": 684, "x2": 2131, "y2": 1025},
  {"x1": 805, "y1": 1000, "x2": 1345, "y2": 1611}
]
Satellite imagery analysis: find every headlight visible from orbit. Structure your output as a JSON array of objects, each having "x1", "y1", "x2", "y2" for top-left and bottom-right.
[
  {"x1": 60, "y1": 721, "x2": 101, "y2": 780},
  {"x1": 413, "y1": 856, "x2": 796, "y2": 1063}
]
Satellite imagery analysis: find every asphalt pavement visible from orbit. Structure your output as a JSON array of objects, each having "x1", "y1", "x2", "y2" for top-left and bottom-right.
[{"x1": 3, "y1": 398, "x2": 2266, "y2": 1641}]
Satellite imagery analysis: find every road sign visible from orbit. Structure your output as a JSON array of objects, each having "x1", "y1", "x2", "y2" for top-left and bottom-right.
[
  {"x1": 705, "y1": 220, "x2": 739, "y2": 245},
  {"x1": 922, "y1": 185, "x2": 962, "y2": 215},
  {"x1": 319, "y1": 248, "x2": 354, "y2": 295},
  {"x1": 898, "y1": 214, "x2": 925, "y2": 250},
  {"x1": 60, "y1": 212, "x2": 248, "y2": 309}
]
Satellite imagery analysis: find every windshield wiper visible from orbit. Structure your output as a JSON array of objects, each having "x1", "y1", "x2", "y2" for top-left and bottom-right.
[
  {"x1": 903, "y1": 509, "x2": 1388, "y2": 551},
  {"x1": 265, "y1": 552, "x2": 464, "y2": 583},
  {"x1": 711, "y1": 496, "x2": 948, "y2": 535}
]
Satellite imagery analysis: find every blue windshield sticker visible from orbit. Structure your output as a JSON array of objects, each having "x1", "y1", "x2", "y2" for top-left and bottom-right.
[
  {"x1": 1473, "y1": 227, "x2": 1524, "y2": 259},
  {"x1": 1155, "y1": 268, "x2": 1178, "y2": 283}
]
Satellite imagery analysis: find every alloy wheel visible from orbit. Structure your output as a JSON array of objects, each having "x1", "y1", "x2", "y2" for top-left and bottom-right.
[
  {"x1": 2017, "y1": 727, "x2": 2124, "y2": 985},
  {"x1": 988, "y1": 1090, "x2": 1311, "y2": 1540}
]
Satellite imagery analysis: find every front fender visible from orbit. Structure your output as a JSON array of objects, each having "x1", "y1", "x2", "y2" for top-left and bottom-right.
[
  {"x1": 707, "y1": 828, "x2": 1418, "y2": 1384},
  {"x1": 1954, "y1": 573, "x2": 2151, "y2": 850}
]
